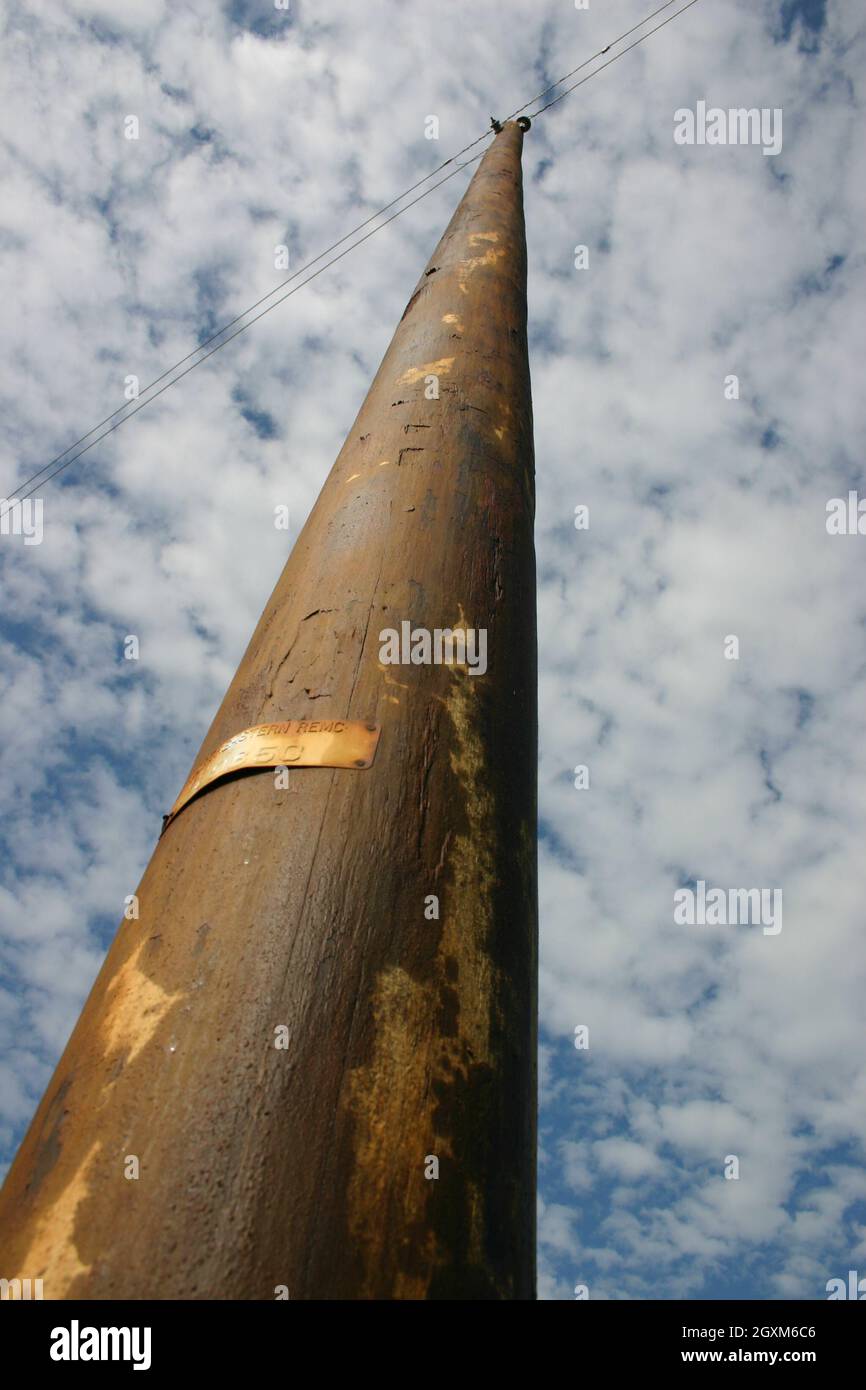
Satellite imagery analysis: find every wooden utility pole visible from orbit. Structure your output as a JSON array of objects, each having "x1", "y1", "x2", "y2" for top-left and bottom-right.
[{"x1": 0, "y1": 119, "x2": 537, "y2": 1300}]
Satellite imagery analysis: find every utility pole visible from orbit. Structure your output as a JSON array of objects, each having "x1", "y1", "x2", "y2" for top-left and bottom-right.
[{"x1": 0, "y1": 118, "x2": 537, "y2": 1300}]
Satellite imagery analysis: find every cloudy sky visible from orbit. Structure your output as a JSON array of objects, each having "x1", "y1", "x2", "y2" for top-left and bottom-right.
[{"x1": 1, "y1": 0, "x2": 863, "y2": 1300}]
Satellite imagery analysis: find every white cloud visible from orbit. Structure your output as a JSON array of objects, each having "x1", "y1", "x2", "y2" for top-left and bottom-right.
[{"x1": 1, "y1": 0, "x2": 864, "y2": 1297}]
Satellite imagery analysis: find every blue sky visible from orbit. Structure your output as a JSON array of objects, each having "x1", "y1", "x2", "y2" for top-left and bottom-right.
[{"x1": 1, "y1": 0, "x2": 865, "y2": 1300}]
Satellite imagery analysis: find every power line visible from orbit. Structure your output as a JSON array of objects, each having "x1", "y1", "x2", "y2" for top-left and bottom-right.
[
  {"x1": 6, "y1": 10, "x2": 689, "y2": 508},
  {"x1": 2, "y1": 0, "x2": 702, "y2": 514},
  {"x1": 504, "y1": 0, "x2": 691, "y2": 123},
  {"x1": 3, "y1": 138, "x2": 494, "y2": 504},
  {"x1": 529, "y1": 0, "x2": 702, "y2": 118},
  {"x1": 7, "y1": 152, "x2": 488, "y2": 503}
]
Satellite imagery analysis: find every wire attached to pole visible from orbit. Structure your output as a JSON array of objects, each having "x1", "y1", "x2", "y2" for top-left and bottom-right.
[{"x1": 1, "y1": 0, "x2": 704, "y2": 514}]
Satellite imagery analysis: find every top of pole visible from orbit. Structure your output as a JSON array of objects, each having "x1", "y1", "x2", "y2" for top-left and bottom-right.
[{"x1": 491, "y1": 115, "x2": 531, "y2": 133}]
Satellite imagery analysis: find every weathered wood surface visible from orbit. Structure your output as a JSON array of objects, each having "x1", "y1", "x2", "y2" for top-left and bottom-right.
[{"x1": 0, "y1": 121, "x2": 538, "y2": 1300}]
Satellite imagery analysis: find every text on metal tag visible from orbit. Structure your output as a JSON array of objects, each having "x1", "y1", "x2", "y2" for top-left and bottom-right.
[{"x1": 164, "y1": 719, "x2": 380, "y2": 828}]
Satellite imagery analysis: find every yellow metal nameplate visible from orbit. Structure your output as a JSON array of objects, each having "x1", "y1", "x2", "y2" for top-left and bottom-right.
[{"x1": 163, "y1": 719, "x2": 380, "y2": 829}]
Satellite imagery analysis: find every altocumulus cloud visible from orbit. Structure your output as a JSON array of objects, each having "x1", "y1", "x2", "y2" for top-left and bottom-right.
[{"x1": 1, "y1": 0, "x2": 864, "y2": 1301}]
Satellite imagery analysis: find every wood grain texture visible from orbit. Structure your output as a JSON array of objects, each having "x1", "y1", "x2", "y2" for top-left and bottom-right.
[{"x1": 0, "y1": 121, "x2": 538, "y2": 1300}]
